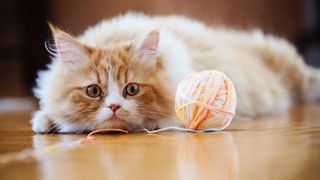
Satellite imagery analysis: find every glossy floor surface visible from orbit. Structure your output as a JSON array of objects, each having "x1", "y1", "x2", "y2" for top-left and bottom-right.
[{"x1": 0, "y1": 104, "x2": 319, "y2": 180}]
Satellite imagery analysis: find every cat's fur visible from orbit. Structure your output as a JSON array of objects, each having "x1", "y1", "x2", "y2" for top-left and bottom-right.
[{"x1": 32, "y1": 12, "x2": 320, "y2": 133}]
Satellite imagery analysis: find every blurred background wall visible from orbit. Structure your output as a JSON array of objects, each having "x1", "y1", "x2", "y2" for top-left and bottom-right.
[{"x1": 0, "y1": 0, "x2": 319, "y2": 97}]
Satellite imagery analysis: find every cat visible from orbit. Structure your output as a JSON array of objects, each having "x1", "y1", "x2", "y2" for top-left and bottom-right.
[{"x1": 31, "y1": 12, "x2": 320, "y2": 133}]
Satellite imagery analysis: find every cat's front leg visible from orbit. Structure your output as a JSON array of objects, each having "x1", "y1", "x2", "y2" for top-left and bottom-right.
[{"x1": 31, "y1": 110, "x2": 52, "y2": 133}]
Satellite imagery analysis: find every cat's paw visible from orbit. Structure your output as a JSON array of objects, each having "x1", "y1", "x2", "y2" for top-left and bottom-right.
[{"x1": 31, "y1": 110, "x2": 52, "y2": 133}]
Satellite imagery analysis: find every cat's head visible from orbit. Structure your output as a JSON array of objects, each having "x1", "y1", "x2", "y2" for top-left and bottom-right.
[{"x1": 41, "y1": 24, "x2": 175, "y2": 132}]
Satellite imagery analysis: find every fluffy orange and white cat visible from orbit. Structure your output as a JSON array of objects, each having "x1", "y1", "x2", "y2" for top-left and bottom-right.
[{"x1": 32, "y1": 12, "x2": 320, "y2": 133}]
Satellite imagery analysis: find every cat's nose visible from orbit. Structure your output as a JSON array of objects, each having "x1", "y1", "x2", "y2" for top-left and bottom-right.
[{"x1": 108, "y1": 104, "x2": 121, "y2": 112}]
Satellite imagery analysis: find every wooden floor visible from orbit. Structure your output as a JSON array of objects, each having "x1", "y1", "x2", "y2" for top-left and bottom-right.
[{"x1": 0, "y1": 104, "x2": 319, "y2": 180}]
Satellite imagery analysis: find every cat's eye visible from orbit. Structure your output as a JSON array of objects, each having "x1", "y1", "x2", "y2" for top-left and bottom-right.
[
  {"x1": 125, "y1": 83, "x2": 139, "y2": 96},
  {"x1": 86, "y1": 85, "x2": 102, "y2": 98}
]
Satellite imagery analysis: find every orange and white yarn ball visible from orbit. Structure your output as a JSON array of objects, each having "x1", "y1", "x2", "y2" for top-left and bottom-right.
[{"x1": 175, "y1": 70, "x2": 237, "y2": 131}]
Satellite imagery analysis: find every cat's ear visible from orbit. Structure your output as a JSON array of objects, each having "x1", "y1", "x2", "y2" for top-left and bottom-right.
[
  {"x1": 135, "y1": 30, "x2": 159, "y2": 60},
  {"x1": 47, "y1": 22, "x2": 87, "y2": 63}
]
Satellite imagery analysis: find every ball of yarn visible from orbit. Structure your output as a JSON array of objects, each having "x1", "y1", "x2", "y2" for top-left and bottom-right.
[{"x1": 175, "y1": 70, "x2": 237, "y2": 131}]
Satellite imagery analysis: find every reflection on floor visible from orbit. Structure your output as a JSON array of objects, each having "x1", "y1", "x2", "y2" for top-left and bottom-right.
[{"x1": 0, "y1": 104, "x2": 319, "y2": 180}]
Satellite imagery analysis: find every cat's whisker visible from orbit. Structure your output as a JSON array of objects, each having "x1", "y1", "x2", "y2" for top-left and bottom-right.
[
  {"x1": 79, "y1": 123, "x2": 89, "y2": 134},
  {"x1": 45, "y1": 122, "x2": 62, "y2": 134},
  {"x1": 79, "y1": 120, "x2": 93, "y2": 134},
  {"x1": 44, "y1": 38, "x2": 58, "y2": 57},
  {"x1": 45, "y1": 117, "x2": 79, "y2": 134},
  {"x1": 48, "y1": 124, "x2": 61, "y2": 134}
]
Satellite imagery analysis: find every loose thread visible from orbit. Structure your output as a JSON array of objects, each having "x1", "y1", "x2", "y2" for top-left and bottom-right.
[
  {"x1": 139, "y1": 126, "x2": 223, "y2": 133},
  {"x1": 86, "y1": 128, "x2": 129, "y2": 140}
]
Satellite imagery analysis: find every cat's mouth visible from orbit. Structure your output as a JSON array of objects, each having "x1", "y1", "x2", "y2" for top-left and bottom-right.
[
  {"x1": 109, "y1": 114, "x2": 126, "y2": 122},
  {"x1": 110, "y1": 114, "x2": 119, "y2": 119}
]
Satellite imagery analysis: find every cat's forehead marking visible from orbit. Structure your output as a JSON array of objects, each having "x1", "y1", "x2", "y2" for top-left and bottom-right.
[
  {"x1": 88, "y1": 48, "x2": 111, "y2": 87},
  {"x1": 109, "y1": 47, "x2": 132, "y2": 84},
  {"x1": 107, "y1": 69, "x2": 120, "y2": 93},
  {"x1": 88, "y1": 46, "x2": 132, "y2": 91}
]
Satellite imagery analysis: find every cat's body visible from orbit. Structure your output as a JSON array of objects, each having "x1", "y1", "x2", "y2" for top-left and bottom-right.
[{"x1": 32, "y1": 13, "x2": 320, "y2": 133}]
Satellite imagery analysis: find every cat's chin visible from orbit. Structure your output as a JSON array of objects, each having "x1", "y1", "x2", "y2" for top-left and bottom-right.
[{"x1": 100, "y1": 118, "x2": 131, "y2": 131}]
